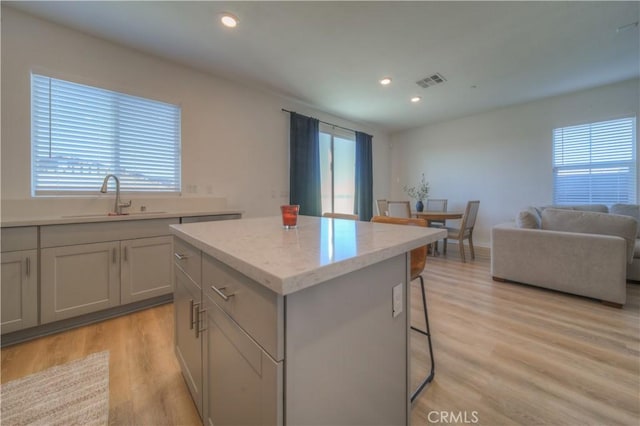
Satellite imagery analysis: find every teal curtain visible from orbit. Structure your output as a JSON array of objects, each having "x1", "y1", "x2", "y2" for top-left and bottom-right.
[
  {"x1": 289, "y1": 113, "x2": 322, "y2": 216},
  {"x1": 355, "y1": 131, "x2": 373, "y2": 221}
]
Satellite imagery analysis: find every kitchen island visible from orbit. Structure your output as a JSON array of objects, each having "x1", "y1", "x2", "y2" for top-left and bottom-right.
[{"x1": 170, "y1": 215, "x2": 446, "y2": 426}]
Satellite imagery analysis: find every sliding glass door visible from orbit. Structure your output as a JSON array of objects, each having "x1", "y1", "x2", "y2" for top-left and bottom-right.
[{"x1": 319, "y1": 124, "x2": 356, "y2": 215}]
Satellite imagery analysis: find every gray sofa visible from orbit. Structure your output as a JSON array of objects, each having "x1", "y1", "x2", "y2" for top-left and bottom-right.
[{"x1": 491, "y1": 204, "x2": 639, "y2": 307}]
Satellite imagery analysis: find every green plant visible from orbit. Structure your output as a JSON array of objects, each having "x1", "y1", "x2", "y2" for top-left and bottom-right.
[{"x1": 403, "y1": 173, "x2": 430, "y2": 201}]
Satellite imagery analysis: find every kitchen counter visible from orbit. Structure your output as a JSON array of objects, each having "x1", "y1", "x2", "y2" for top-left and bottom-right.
[
  {"x1": 1, "y1": 209, "x2": 243, "y2": 227},
  {"x1": 170, "y1": 215, "x2": 446, "y2": 295},
  {"x1": 172, "y1": 214, "x2": 446, "y2": 425}
]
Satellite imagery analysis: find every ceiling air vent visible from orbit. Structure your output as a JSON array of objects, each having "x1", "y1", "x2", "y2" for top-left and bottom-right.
[{"x1": 416, "y1": 73, "x2": 447, "y2": 88}]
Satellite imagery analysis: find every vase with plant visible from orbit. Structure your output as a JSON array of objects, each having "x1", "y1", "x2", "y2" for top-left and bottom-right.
[{"x1": 403, "y1": 173, "x2": 430, "y2": 212}]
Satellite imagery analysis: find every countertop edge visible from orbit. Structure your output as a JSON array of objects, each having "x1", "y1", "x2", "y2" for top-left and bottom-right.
[
  {"x1": 170, "y1": 224, "x2": 447, "y2": 296},
  {"x1": 1, "y1": 210, "x2": 243, "y2": 227}
]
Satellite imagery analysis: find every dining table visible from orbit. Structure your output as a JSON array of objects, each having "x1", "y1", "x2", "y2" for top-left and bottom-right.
[
  {"x1": 413, "y1": 210, "x2": 464, "y2": 255},
  {"x1": 413, "y1": 210, "x2": 463, "y2": 226}
]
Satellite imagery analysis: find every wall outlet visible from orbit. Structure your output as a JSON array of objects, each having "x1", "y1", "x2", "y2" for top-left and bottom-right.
[{"x1": 392, "y1": 283, "x2": 403, "y2": 318}]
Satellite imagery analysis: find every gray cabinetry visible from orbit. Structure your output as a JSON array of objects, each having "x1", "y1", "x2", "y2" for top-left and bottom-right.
[
  {"x1": 204, "y1": 295, "x2": 283, "y2": 426},
  {"x1": 174, "y1": 238, "x2": 204, "y2": 417},
  {"x1": 40, "y1": 219, "x2": 178, "y2": 324},
  {"x1": 41, "y1": 241, "x2": 120, "y2": 323},
  {"x1": 121, "y1": 235, "x2": 174, "y2": 304},
  {"x1": 174, "y1": 266, "x2": 204, "y2": 417},
  {"x1": 173, "y1": 232, "x2": 410, "y2": 426},
  {"x1": 1, "y1": 227, "x2": 39, "y2": 334}
]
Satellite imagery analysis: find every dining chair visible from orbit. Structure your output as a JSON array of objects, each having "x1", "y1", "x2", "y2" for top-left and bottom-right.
[
  {"x1": 376, "y1": 199, "x2": 388, "y2": 216},
  {"x1": 387, "y1": 201, "x2": 412, "y2": 218},
  {"x1": 370, "y1": 215, "x2": 435, "y2": 401},
  {"x1": 425, "y1": 199, "x2": 448, "y2": 227},
  {"x1": 322, "y1": 212, "x2": 359, "y2": 220},
  {"x1": 443, "y1": 200, "x2": 480, "y2": 262},
  {"x1": 425, "y1": 198, "x2": 448, "y2": 253}
]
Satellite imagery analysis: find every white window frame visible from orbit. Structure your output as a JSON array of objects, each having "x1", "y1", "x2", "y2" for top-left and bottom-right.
[
  {"x1": 31, "y1": 73, "x2": 181, "y2": 196},
  {"x1": 552, "y1": 116, "x2": 637, "y2": 205}
]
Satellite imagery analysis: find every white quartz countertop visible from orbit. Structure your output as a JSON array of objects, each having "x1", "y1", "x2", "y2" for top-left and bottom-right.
[
  {"x1": 1, "y1": 210, "x2": 242, "y2": 227},
  {"x1": 170, "y1": 215, "x2": 447, "y2": 296}
]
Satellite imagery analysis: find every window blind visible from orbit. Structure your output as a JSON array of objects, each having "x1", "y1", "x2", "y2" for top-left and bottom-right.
[
  {"x1": 553, "y1": 117, "x2": 636, "y2": 205},
  {"x1": 31, "y1": 74, "x2": 181, "y2": 195}
]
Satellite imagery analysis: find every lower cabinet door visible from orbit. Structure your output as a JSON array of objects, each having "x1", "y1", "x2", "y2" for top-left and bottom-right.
[
  {"x1": 1, "y1": 250, "x2": 38, "y2": 334},
  {"x1": 41, "y1": 241, "x2": 120, "y2": 323},
  {"x1": 174, "y1": 267, "x2": 203, "y2": 417},
  {"x1": 204, "y1": 296, "x2": 283, "y2": 426},
  {"x1": 121, "y1": 236, "x2": 173, "y2": 304}
]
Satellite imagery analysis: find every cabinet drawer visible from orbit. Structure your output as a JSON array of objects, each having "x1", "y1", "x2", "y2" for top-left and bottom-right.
[
  {"x1": 203, "y1": 254, "x2": 284, "y2": 361},
  {"x1": 173, "y1": 237, "x2": 202, "y2": 287},
  {"x1": 1, "y1": 227, "x2": 38, "y2": 252},
  {"x1": 204, "y1": 295, "x2": 283, "y2": 426},
  {"x1": 41, "y1": 218, "x2": 178, "y2": 248}
]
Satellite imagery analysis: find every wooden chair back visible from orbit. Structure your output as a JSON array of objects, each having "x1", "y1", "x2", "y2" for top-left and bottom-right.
[
  {"x1": 387, "y1": 201, "x2": 412, "y2": 218},
  {"x1": 426, "y1": 199, "x2": 447, "y2": 212},
  {"x1": 376, "y1": 199, "x2": 388, "y2": 216},
  {"x1": 425, "y1": 199, "x2": 448, "y2": 227},
  {"x1": 370, "y1": 215, "x2": 428, "y2": 280},
  {"x1": 461, "y1": 200, "x2": 480, "y2": 231}
]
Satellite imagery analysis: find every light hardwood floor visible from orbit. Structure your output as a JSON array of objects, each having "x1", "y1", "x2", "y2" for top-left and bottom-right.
[{"x1": 2, "y1": 250, "x2": 639, "y2": 425}]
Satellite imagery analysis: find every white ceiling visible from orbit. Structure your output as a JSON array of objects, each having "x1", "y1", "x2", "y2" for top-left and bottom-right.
[{"x1": 6, "y1": 1, "x2": 640, "y2": 133}]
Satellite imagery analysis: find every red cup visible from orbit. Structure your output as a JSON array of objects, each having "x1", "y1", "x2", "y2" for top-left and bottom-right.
[{"x1": 281, "y1": 205, "x2": 300, "y2": 229}]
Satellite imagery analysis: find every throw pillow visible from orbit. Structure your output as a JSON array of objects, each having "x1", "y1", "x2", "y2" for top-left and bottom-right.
[
  {"x1": 516, "y1": 210, "x2": 539, "y2": 229},
  {"x1": 610, "y1": 203, "x2": 640, "y2": 238}
]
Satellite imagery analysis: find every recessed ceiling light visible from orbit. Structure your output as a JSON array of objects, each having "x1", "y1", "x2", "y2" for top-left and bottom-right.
[
  {"x1": 379, "y1": 77, "x2": 392, "y2": 86},
  {"x1": 221, "y1": 13, "x2": 239, "y2": 28},
  {"x1": 410, "y1": 96, "x2": 422, "y2": 103}
]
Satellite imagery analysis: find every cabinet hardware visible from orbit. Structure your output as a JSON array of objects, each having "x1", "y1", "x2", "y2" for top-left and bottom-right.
[
  {"x1": 195, "y1": 307, "x2": 207, "y2": 339},
  {"x1": 189, "y1": 299, "x2": 194, "y2": 330},
  {"x1": 211, "y1": 285, "x2": 235, "y2": 301},
  {"x1": 197, "y1": 308, "x2": 207, "y2": 338},
  {"x1": 112, "y1": 248, "x2": 117, "y2": 264},
  {"x1": 124, "y1": 246, "x2": 128, "y2": 262},
  {"x1": 190, "y1": 300, "x2": 200, "y2": 330},
  {"x1": 25, "y1": 257, "x2": 31, "y2": 277},
  {"x1": 174, "y1": 253, "x2": 190, "y2": 260}
]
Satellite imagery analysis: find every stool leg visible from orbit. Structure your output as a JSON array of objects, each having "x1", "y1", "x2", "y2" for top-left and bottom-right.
[{"x1": 410, "y1": 274, "x2": 435, "y2": 402}]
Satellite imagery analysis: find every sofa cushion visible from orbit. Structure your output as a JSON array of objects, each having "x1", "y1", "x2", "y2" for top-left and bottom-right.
[
  {"x1": 542, "y1": 208, "x2": 637, "y2": 263},
  {"x1": 610, "y1": 204, "x2": 640, "y2": 238},
  {"x1": 570, "y1": 204, "x2": 609, "y2": 213},
  {"x1": 516, "y1": 210, "x2": 540, "y2": 229},
  {"x1": 539, "y1": 204, "x2": 609, "y2": 213}
]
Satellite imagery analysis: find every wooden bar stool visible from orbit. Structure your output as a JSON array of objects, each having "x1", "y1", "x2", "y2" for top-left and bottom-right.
[{"x1": 370, "y1": 215, "x2": 435, "y2": 402}]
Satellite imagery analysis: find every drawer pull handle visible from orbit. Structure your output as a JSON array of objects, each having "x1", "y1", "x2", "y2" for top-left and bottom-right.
[
  {"x1": 211, "y1": 285, "x2": 235, "y2": 301},
  {"x1": 189, "y1": 299, "x2": 199, "y2": 330},
  {"x1": 174, "y1": 252, "x2": 190, "y2": 260},
  {"x1": 195, "y1": 307, "x2": 206, "y2": 339},
  {"x1": 25, "y1": 257, "x2": 31, "y2": 277}
]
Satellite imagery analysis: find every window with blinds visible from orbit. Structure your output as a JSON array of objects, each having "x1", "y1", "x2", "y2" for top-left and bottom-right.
[
  {"x1": 553, "y1": 117, "x2": 636, "y2": 205},
  {"x1": 31, "y1": 74, "x2": 181, "y2": 195}
]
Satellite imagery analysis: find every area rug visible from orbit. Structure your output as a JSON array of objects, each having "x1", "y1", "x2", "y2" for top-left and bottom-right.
[{"x1": 1, "y1": 351, "x2": 109, "y2": 426}]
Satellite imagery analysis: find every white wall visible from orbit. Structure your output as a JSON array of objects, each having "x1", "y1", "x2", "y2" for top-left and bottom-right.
[
  {"x1": 390, "y1": 79, "x2": 640, "y2": 247},
  {"x1": 0, "y1": 7, "x2": 391, "y2": 219}
]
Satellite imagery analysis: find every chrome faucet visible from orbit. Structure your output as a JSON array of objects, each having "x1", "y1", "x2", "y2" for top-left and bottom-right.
[{"x1": 100, "y1": 174, "x2": 131, "y2": 215}]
